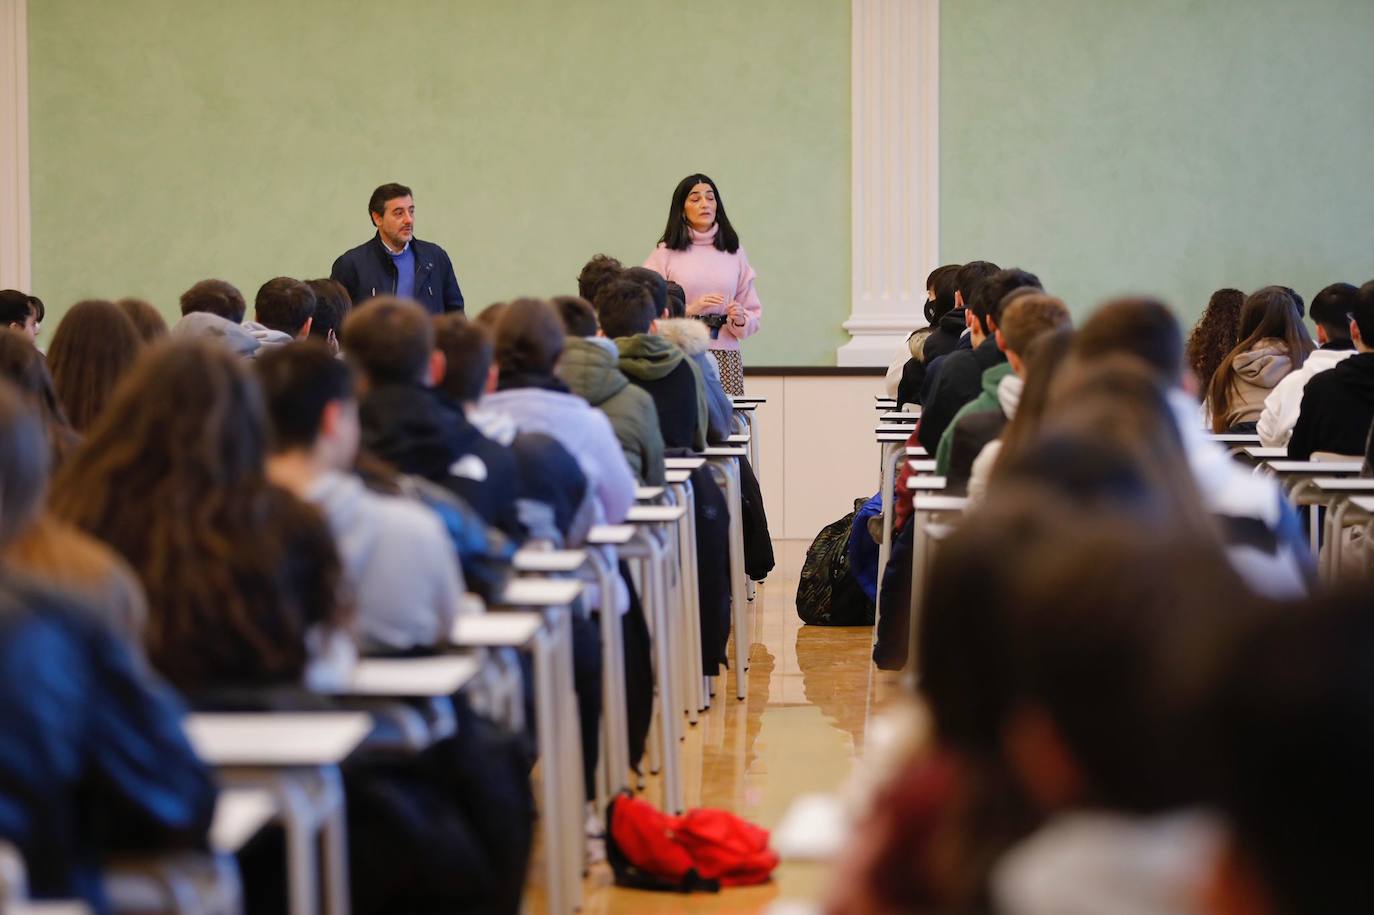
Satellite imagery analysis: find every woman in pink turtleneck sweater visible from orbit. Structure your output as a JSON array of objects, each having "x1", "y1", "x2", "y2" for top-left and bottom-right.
[{"x1": 643, "y1": 173, "x2": 762, "y2": 395}]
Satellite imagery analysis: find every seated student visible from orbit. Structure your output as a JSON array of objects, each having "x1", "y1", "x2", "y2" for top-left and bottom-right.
[
  {"x1": 1071, "y1": 297, "x2": 1310, "y2": 597},
  {"x1": 0, "y1": 386, "x2": 214, "y2": 910},
  {"x1": 305, "y1": 277, "x2": 353, "y2": 354},
  {"x1": 551, "y1": 294, "x2": 666, "y2": 484},
  {"x1": 49, "y1": 339, "x2": 354, "y2": 693},
  {"x1": 891, "y1": 263, "x2": 960, "y2": 405},
  {"x1": 934, "y1": 292, "x2": 1071, "y2": 483},
  {"x1": 1186, "y1": 288, "x2": 1245, "y2": 402},
  {"x1": 915, "y1": 260, "x2": 1001, "y2": 407},
  {"x1": 180, "y1": 277, "x2": 247, "y2": 324},
  {"x1": 967, "y1": 328, "x2": 1074, "y2": 504},
  {"x1": 256, "y1": 342, "x2": 468, "y2": 653},
  {"x1": 434, "y1": 311, "x2": 593, "y2": 542},
  {"x1": 1204, "y1": 592, "x2": 1374, "y2": 915},
  {"x1": 1287, "y1": 280, "x2": 1374, "y2": 459},
  {"x1": 918, "y1": 268, "x2": 1040, "y2": 453},
  {"x1": 1258, "y1": 282, "x2": 1358, "y2": 446},
  {"x1": 651, "y1": 300, "x2": 736, "y2": 444},
  {"x1": 577, "y1": 252, "x2": 624, "y2": 304},
  {"x1": 0, "y1": 288, "x2": 42, "y2": 341},
  {"x1": 0, "y1": 361, "x2": 148, "y2": 641},
  {"x1": 596, "y1": 278, "x2": 709, "y2": 451},
  {"x1": 115, "y1": 296, "x2": 169, "y2": 343},
  {"x1": 1206, "y1": 286, "x2": 1313, "y2": 433},
  {"x1": 49, "y1": 340, "x2": 532, "y2": 915},
  {"x1": 0, "y1": 329, "x2": 80, "y2": 466},
  {"x1": 481, "y1": 297, "x2": 639, "y2": 791},
  {"x1": 342, "y1": 297, "x2": 524, "y2": 540},
  {"x1": 174, "y1": 278, "x2": 261, "y2": 357},
  {"x1": 245, "y1": 276, "x2": 317, "y2": 352},
  {"x1": 482, "y1": 297, "x2": 636, "y2": 528},
  {"x1": 46, "y1": 299, "x2": 145, "y2": 434},
  {"x1": 623, "y1": 265, "x2": 734, "y2": 444}
]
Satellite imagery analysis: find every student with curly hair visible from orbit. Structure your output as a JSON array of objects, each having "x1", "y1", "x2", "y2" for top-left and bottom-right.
[{"x1": 1185, "y1": 288, "x2": 1244, "y2": 399}]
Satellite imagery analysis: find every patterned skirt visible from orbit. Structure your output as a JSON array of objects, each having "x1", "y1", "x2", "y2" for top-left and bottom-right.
[{"x1": 711, "y1": 349, "x2": 745, "y2": 397}]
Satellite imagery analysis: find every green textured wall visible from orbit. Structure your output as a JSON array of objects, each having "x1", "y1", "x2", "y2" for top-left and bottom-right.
[
  {"x1": 941, "y1": 0, "x2": 1374, "y2": 327},
  {"x1": 28, "y1": 0, "x2": 850, "y2": 365}
]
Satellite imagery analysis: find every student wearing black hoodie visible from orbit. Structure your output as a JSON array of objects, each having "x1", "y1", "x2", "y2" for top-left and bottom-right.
[
  {"x1": 895, "y1": 264, "x2": 962, "y2": 408},
  {"x1": 917, "y1": 268, "x2": 1040, "y2": 453},
  {"x1": 1288, "y1": 280, "x2": 1374, "y2": 460},
  {"x1": 341, "y1": 298, "x2": 524, "y2": 541}
]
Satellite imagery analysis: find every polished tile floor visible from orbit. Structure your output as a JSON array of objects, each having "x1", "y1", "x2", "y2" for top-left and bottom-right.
[{"x1": 570, "y1": 539, "x2": 895, "y2": 914}]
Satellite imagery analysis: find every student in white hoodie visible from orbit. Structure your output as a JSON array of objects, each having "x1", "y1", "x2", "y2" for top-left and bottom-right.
[
  {"x1": 1070, "y1": 298, "x2": 1312, "y2": 597},
  {"x1": 1257, "y1": 282, "x2": 1359, "y2": 447},
  {"x1": 256, "y1": 341, "x2": 467, "y2": 653}
]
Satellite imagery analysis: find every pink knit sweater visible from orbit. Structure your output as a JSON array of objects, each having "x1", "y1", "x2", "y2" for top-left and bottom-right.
[{"x1": 643, "y1": 225, "x2": 762, "y2": 352}]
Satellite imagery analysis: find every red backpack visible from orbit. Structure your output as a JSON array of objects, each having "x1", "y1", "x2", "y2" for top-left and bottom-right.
[{"x1": 606, "y1": 792, "x2": 780, "y2": 892}]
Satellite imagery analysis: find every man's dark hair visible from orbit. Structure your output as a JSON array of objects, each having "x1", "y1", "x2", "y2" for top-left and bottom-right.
[
  {"x1": 433, "y1": 313, "x2": 493, "y2": 403},
  {"x1": 953, "y1": 260, "x2": 1000, "y2": 313},
  {"x1": 255, "y1": 277, "x2": 317, "y2": 336},
  {"x1": 179, "y1": 279, "x2": 246, "y2": 324},
  {"x1": 368, "y1": 182, "x2": 413, "y2": 222},
  {"x1": 552, "y1": 296, "x2": 598, "y2": 338},
  {"x1": 665, "y1": 281, "x2": 687, "y2": 319},
  {"x1": 624, "y1": 267, "x2": 668, "y2": 317},
  {"x1": 1310, "y1": 283, "x2": 1358, "y2": 342},
  {"x1": 493, "y1": 298, "x2": 565, "y2": 377},
  {"x1": 1355, "y1": 281, "x2": 1374, "y2": 342},
  {"x1": 255, "y1": 342, "x2": 355, "y2": 452},
  {"x1": 577, "y1": 254, "x2": 623, "y2": 302},
  {"x1": 1279, "y1": 286, "x2": 1305, "y2": 319},
  {"x1": 595, "y1": 279, "x2": 655, "y2": 339},
  {"x1": 925, "y1": 264, "x2": 962, "y2": 325},
  {"x1": 0, "y1": 290, "x2": 34, "y2": 328},
  {"x1": 341, "y1": 296, "x2": 434, "y2": 384},
  {"x1": 970, "y1": 268, "x2": 1042, "y2": 335},
  {"x1": 1074, "y1": 297, "x2": 1184, "y2": 382},
  {"x1": 305, "y1": 278, "x2": 352, "y2": 343},
  {"x1": 25, "y1": 296, "x2": 44, "y2": 324}
]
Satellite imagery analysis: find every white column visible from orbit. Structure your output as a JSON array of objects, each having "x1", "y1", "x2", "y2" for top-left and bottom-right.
[
  {"x1": 837, "y1": 0, "x2": 940, "y2": 367},
  {"x1": 0, "y1": 0, "x2": 29, "y2": 292}
]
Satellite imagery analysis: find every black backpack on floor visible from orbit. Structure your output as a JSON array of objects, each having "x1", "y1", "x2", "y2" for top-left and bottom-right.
[{"x1": 796, "y1": 498, "x2": 876, "y2": 626}]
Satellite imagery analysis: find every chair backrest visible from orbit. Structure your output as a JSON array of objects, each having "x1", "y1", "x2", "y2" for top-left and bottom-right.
[{"x1": 1312, "y1": 451, "x2": 1363, "y2": 463}]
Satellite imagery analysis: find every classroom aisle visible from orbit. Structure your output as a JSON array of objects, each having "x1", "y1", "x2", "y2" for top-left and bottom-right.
[{"x1": 577, "y1": 539, "x2": 894, "y2": 914}]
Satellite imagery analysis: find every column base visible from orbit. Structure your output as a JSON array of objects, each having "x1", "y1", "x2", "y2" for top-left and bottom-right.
[{"x1": 836, "y1": 314, "x2": 926, "y2": 367}]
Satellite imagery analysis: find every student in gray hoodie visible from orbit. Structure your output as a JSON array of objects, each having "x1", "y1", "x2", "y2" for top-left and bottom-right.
[
  {"x1": 256, "y1": 341, "x2": 469, "y2": 653},
  {"x1": 244, "y1": 276, "x2": 316, "y2": 353}
]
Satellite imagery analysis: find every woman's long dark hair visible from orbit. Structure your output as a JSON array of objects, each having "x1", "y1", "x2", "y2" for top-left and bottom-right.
[
  {"x1": 47, "y1": 299, "x2": 145, "y2": 434},
  {"x1": 1206, "y1": 286, "x2": 1314, "y2": 432},
  {"x1": 658, "y1": 173, "x2": 741, "y2": 253},
  {"x1": 51, "y1": 340, "x2": 346, "y2": 691}
]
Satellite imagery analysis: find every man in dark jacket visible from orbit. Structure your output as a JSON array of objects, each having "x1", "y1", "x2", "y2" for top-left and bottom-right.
[
  {"x1": 917, "y1": 268, "x2": 1041, "y2": 453},
  {"x1": 341, "y1": 297, "x2": 522, "y2": 540},
  {"x1": 330, "y1": 183, "x2": 464, "y2": 315},
  {"x1": 1288, "y1": 280, "x2": 1374, "y2": 459}
]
